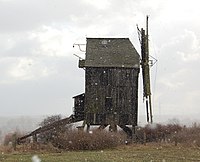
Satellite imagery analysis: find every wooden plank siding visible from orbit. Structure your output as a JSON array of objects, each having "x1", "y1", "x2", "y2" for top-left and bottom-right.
[
  {"x1": 73, "y1": 93, "x2": 85, "y2": 121},
  {"x1": 85, "y1": 67, "x2": 139, "y2": 126}
]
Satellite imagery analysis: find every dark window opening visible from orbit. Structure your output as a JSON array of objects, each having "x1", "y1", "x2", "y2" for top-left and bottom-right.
[{"x1": 105, "y1": 97, "x2": 112, "y2": 112}]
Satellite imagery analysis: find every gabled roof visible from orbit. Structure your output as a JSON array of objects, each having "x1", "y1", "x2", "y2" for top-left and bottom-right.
[{"x1": 84, "y1": 38, "x2": 140, "y2": 68}]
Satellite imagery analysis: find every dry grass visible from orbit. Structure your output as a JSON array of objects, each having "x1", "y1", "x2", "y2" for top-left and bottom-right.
[{"x1": 1, "y1": 143, "x2": 200, "y2": 162}]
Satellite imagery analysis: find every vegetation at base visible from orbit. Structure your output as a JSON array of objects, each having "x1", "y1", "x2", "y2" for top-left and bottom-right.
[
  {"x1": 52, "y1": 130, "x2": 126, "y2": 150},
  {"x1": 4, "y1": 121, "x2": 200, "y2": 150},
  {"x1": 136, "y1": 122, "x2": 200, "y2": 147},
  {"x1": 2, "y1": 118, "x2": 200, "y2": 161}
]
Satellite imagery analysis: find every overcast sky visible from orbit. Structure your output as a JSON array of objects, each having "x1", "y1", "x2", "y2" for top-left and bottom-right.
[{"x1": 0, "y1": 0, "x2": 200, "y2": 121}]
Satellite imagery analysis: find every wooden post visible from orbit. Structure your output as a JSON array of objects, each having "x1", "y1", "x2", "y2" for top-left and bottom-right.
[
  {"x1": 33, "y1": 134, "x2": 37, "y2": 143},
  {"x1": 12, "y1": 133, "x2": 17, "y2": 151},
  {"x1": 86, "y1": 124, "x2": 90, "y2": 133},
  {"x1": 77, "y1": 126, "x2": 84, "y2": 132},
  {"x1": 131, "y1": 125, "x2": 136, "y2": 143},
  {"x1": 143, "y1": 131, "x2": 147, "y2": 145}
]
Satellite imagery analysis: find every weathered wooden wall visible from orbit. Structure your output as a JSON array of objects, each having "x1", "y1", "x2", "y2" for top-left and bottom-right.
[
  {"x1": 73, "y1": 93, "x2": 85, "y2": 121},
  {"x1": 85, "y1": 67, "x2": 139, "y2": 126}
]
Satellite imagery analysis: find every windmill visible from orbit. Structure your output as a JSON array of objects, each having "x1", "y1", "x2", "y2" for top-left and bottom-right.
[
  {"x1": 17, "y1": 16, "x2": 156, "y2": 144},
  {"x1": 138, "y1": 16, "x2": 156, "y2": 123}
]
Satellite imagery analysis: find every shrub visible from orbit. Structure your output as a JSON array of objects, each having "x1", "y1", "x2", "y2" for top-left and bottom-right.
[
  {"x1": 136, "y1": 123, "x2": 182, "y2": 143},
  {"x1": 135, "y1": 122, "x2": 200, "y2": 147},
  {"x1": 3, "y1": 132, "x2": 23, "y2": 146},
  {"x1": 170, "y1": 124, "x2": 200, "y2": 147},
  {"x1": 51, "y1": 130, "x2": 126, "y2": 150}
]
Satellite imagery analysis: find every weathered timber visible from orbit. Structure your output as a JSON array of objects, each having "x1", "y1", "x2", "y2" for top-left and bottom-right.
[
  {"x1": 17, "y1": 115, "x2": 76, "y2": 143},
  {"x1": 78, "y1": 38, "x2": 140, "y2": 138}
]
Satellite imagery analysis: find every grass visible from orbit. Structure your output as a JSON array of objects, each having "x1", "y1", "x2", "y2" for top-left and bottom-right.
[{"x1": 1, "y1": 144, "x2": 200, "y2": 162}]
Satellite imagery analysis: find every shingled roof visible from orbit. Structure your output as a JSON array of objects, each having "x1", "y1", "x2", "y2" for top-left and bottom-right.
[{"x1": 84, "y1": 38, "x2": 140, "y2": 68}]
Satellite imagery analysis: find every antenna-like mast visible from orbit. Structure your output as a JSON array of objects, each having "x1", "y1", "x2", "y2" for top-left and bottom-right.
[{"x1": 139, "y1": 15, "x2": 153, "y2": 123}]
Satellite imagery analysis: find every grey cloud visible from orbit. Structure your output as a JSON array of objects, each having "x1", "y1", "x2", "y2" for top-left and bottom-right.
[
  {"x1": 0, "y1": 56, "x2": 84, "y2": 115},
  {"x1": 0, "y1": 33, "x2": 40, "y2": 57},
  {"x1": 152, "y1": 28, "x2": 200, "y2": 116},
  {"x1": 0, "y1": 0, "x2": 105, "y2": 32}
]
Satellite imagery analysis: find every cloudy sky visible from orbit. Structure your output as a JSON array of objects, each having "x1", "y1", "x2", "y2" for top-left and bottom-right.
[{"x1": 0, "y1": 0, "x2": 200, "y2": 121}]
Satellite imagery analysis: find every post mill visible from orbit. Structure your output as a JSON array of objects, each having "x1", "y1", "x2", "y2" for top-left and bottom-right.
[
  {"x1": 18, "y1": 16, "x2": 154, "y2": 142},
  {"x1": 74, "y1": 37, "x2": 140, "y2": 138}
]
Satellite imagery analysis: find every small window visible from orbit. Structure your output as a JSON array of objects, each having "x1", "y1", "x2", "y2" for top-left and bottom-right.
[
  {"x1": 105, "y1": 97, "x2": 112, "y2": 112},
  {"x1": 101, "y1": 40, "x2": 108, "y2": 45}
]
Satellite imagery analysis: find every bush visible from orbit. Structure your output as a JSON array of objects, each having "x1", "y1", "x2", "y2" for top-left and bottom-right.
[
  {"x1": 135, "y1": 122, "x2": 200, "y2": 148},
  {"x1": 3, "y1": 132, "x2": 23, "y2": 146},
  {"x1": 171, "y1": 123, "x2": 200, "y2": 147},
  {"x1": 51, "y1": 130, "x2": 126, "y2": 150},
  {"x1": 136, "y1": 123, "x2": 182, "y2": 143}
]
